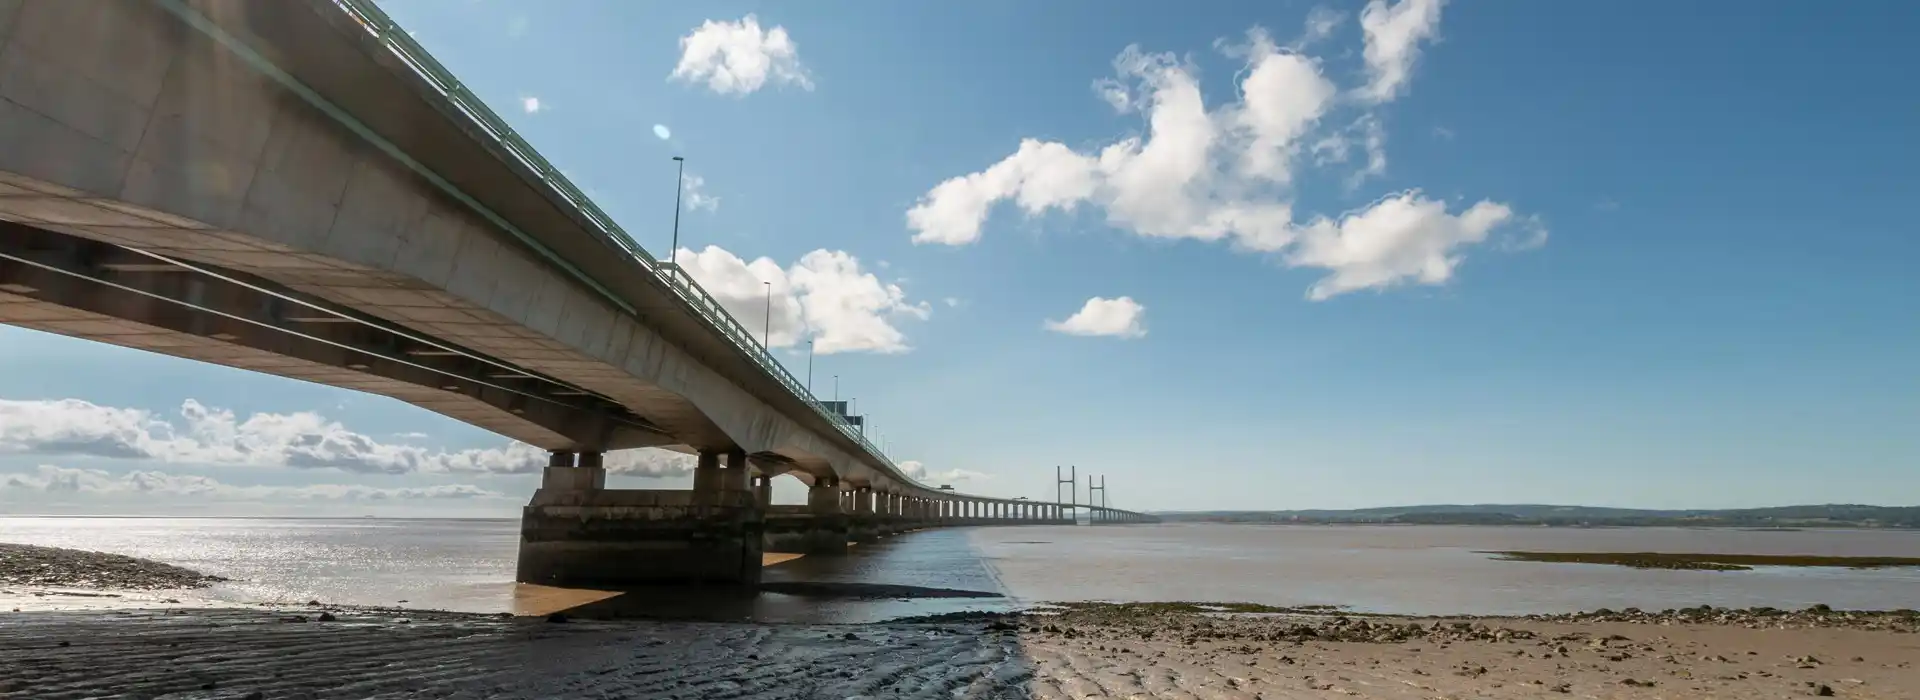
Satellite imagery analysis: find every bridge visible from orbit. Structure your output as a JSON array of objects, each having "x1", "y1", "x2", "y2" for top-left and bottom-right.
[{"x1": 0, "y1": 0, "x2": 1156, "y2": 586}]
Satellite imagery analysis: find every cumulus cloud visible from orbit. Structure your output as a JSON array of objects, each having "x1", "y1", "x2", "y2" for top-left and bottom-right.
[
  {"x1": 521, "y1": 96, "x2": 542, "y2": 114},
  {"x1": 897, "y1": 459, "x2": 989, "y2": 485},
  {"x1": 906, "y1": 3, "x2": 1535, "y2": 300},
  {"x1": 1287, "y1": 191, "x2": 1512, "y2": 300},
  {"x1": 653, "y1": 124, "x2": 672, "y2": 140},
  {"x1": 670, "y1": 15, "x2": 814, "y2": 96},
  {"x1": 673, "y1": 246, "x2": 931, "y2": 354},
  {"x1": 682, "y1": 173, "x2": 721, "y2": 212},
  {"x1": 1045, "y1": 297, "x2": 1147, "y2": 338},
  {"x1": 0, "y1": 465, "x2": 505, "y2": 501},
  {"x1": 0, "y1": 398, "x2": 695, "y2": 478},
  {"x1": 906, "y1": 33, "x2": 1332, "y2": 249},
  {"x1": 1357, "y1": 0, "x2": 1445, "y2": 104}
]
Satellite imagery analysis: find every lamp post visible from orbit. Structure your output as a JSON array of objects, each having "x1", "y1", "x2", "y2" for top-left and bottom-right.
[
  {"x1": 669, "y1": 156, "x2": 685, "y2": 280},
  {"x1": 806, "y1": 339, "x2": 815, "y2": 393},
  {"x1": 762, "y1": 281, "x2": 772, "y2": 348}
]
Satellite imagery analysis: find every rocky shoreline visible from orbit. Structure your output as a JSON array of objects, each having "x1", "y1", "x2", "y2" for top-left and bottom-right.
[
  {"x1": 0, "y1": 543, "x2": 227, "y2": 591},
  {"x1": 893, "y1": 600, "x2": 1920, "y2": 643}
]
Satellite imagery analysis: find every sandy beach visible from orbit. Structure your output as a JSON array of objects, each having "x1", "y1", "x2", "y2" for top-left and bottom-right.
[
  {"x1": 4, "y1": 543, "x2": 1918, "y2": 698},
  {"x1": 4, "y1": 600, "x2": 1916, "y2": 699}
]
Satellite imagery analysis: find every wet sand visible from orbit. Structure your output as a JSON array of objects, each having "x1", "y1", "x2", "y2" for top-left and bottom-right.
[{"x1": 3, "y1": 604, "x2": 1914, "y2": 699}]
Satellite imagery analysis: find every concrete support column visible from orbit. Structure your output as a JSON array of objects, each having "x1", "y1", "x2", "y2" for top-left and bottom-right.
[
  {"x1": 721, "y1": 450, "x2": 751, "y2": 498},
  {"x1": 850, "y1": 486, "x2": 877, "y2": 543},
  {"x1": 539, "y1": 450, "x2": 605, "y2": 491},
  {"x1": 692, "y1": 450, "x2": 722, "y2": 505},
  {"x1": 519, "y1": 446, "x2": 758, "y2": 588},
  {"x1": 753, "y1": 475, "x2": 773, "y2": 509},
  {"x1": 808, "y1": 481, "x2": 842, "y2": 514},
  {"x1": 800, "y1": 478, "x2": 850, "y2": 555}
]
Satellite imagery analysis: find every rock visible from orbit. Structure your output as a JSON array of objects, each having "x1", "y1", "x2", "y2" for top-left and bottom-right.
[
  {"x1": 1814, "y1": 684, "x2": 1835, "y2": 696},
  {"x1": 545, "y1": 612, "x2": 569, "y2": 624},
  {"x1": 843, "y1": 632, "x2": 859, "y2": 641},
  {"x1": 317, "y1": 611, "x2": 337, "y2": 622}
]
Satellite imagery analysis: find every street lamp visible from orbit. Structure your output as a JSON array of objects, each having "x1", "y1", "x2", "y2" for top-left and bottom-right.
[
  {"x1": 806, "y1": 339, "x2": 815, "y2": 393},
  {"x1": 762, "y1": 281, "x2": 772, "y2": 348},
  {"x1": 669, "y1": 156, "x2": 685, "y2": 280}
]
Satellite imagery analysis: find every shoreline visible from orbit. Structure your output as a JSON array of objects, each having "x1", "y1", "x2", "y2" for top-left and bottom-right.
[
  {"x1": 6, "y1": 541, "x2": 1919, "y2": 623},
  {"x1": 4, "y1": 601, "x2": 1914, "y2": 699},
  {"x1": 4, "y1": 544, "x2": 1916, "y2": 697}
]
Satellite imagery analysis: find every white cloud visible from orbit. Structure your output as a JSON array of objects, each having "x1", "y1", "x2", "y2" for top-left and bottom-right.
[
  {"x1": 0, "y1": 465, "x2": 505, "y2": 501},
  {"x1": 907, "y1": 8, "x2": 1537, "y2": 300},
  {"x1": 1299, "y1": 6, "x2": 1346, "y2": 47},
  {"x1": 0, "y1": 398, "x2": 695, "y2": 478},
  {"x1": 905, "y1": 36, "x2": 1333, "y2": 250},
  {"x1": 673, "y1": 245, "x2": 930, "y2": 354},
  {"x1": 1045, "y1": 296, "x2": 1147, "y2": 339},
  {"x1": 1285, "y1": 190, "x2": 1512, "y2": 300},
  {"x1": 897, "y1": 459, "x2": 989, "y2": 484},
  {"x1": 942, "y1": 297, "x2": 961, "y2": 308},
  {"x1": 682, "y1": 173, "x2": 721, "y2": 212},
  {"x1": 1357, "y1": 0, "x2": 1445, "y2": 104},
  {"x1": 670, "y1": 15, "x2": 814, "y2": 96},
  {"x1": 521, "y1": 96, "x2": 542, "y2": 114},
  {"x1": 653, "y1": 124, "x2": 672, "y2": 140}
]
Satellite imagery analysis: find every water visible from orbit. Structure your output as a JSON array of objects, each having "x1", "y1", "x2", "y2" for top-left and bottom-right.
[
  {"x1": 4, "y1": 517, "x2": 1918, "y2": 617},
  {"x1": 974, "y1": 524, "x2": 1920, "y2": 614}
]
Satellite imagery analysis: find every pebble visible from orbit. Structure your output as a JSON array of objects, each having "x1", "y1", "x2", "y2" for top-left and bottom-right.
[{"x1": 0, "y1": 543, "x2": 226, "y2": 590}]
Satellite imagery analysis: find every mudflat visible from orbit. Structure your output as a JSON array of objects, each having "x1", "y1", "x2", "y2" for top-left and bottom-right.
[
  {"x1": 3, "y1": 603, "x2": 1915, "y2": 699},
  {"x1": 0, "y1": 543, "x2": 227, "y2": 590}
]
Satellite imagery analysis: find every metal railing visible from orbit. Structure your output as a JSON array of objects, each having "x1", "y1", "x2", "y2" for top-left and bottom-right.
[{"x1": 328, "y1": 0, "x2": 908, "y2": 479}]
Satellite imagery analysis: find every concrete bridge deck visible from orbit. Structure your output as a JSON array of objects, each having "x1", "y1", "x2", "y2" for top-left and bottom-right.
[{"x1": 0, "y1": 0, "x2": 1155, "y2": 587}]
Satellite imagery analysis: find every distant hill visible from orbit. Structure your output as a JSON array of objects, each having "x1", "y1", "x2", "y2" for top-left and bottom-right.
[{"x1": 1154, "y1": 504, "x2": 1920, "y2": 529}]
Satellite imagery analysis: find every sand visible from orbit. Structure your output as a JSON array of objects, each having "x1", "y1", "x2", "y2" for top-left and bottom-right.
[
  {"x1": 2, "y1": 546, "x2": 1914, "y2": 697},
  {"x1": 3, "y1": 604, "x2": 1914, "y2": 699}
]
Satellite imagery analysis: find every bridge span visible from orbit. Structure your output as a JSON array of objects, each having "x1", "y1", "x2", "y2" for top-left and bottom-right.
[{"x1": 0, "y1": 0, "x2": 1155, "y2": 586}]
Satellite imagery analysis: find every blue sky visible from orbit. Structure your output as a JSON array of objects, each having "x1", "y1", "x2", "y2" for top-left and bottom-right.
[{"x1": 3, "y1": 0, "x2": 1917, "y2": 515}]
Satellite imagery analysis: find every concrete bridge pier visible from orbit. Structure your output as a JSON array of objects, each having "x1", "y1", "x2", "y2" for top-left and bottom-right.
[
  {"x1": 515, "y1": 448, "x2": 765, "y2": 588},
  {"x1": 849, "y1": 487, "x2": 879, "y2": 543},
  {"x1": 764, "y1": 478, "x2": 852, "y2": 556},
  {"x1": 804, "y1": 480, "x2": 851, "y2": 554}
]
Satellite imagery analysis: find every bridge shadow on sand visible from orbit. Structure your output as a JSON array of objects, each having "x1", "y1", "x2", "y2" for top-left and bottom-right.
[{"x1": 0, "y1": 530, "x2": 1042, "y2": 699}]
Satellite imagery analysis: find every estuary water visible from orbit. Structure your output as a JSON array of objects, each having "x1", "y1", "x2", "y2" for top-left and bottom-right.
[{"x1": 3, "y1": 517, "x2": 1916, "y2": 617}]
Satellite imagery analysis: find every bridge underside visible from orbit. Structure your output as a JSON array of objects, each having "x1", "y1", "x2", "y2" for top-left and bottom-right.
[
  {"x1": 0, "y1": 0, "x2": 1160, "y2": 587},
  {"x1": 0, "y1": 220, "x2": 669, "y2": 451}
]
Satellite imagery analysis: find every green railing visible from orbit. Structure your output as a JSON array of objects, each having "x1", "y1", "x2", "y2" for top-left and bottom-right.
[{"x1": 328, "y1": 0, "x2": 909, "y2": 481}]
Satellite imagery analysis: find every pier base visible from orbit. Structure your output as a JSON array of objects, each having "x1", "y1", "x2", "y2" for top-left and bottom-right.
[
  {"x1": 763, "y1": 509, "x2": 850, "y2": 555},
  {"x1": 515, "y1": 468, "x2": 763, "y2": 587}
]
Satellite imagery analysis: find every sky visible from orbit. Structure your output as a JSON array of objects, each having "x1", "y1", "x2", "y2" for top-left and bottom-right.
[{"x1": 3, "y1": 0, "x2": 1918, "y2": 516}]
